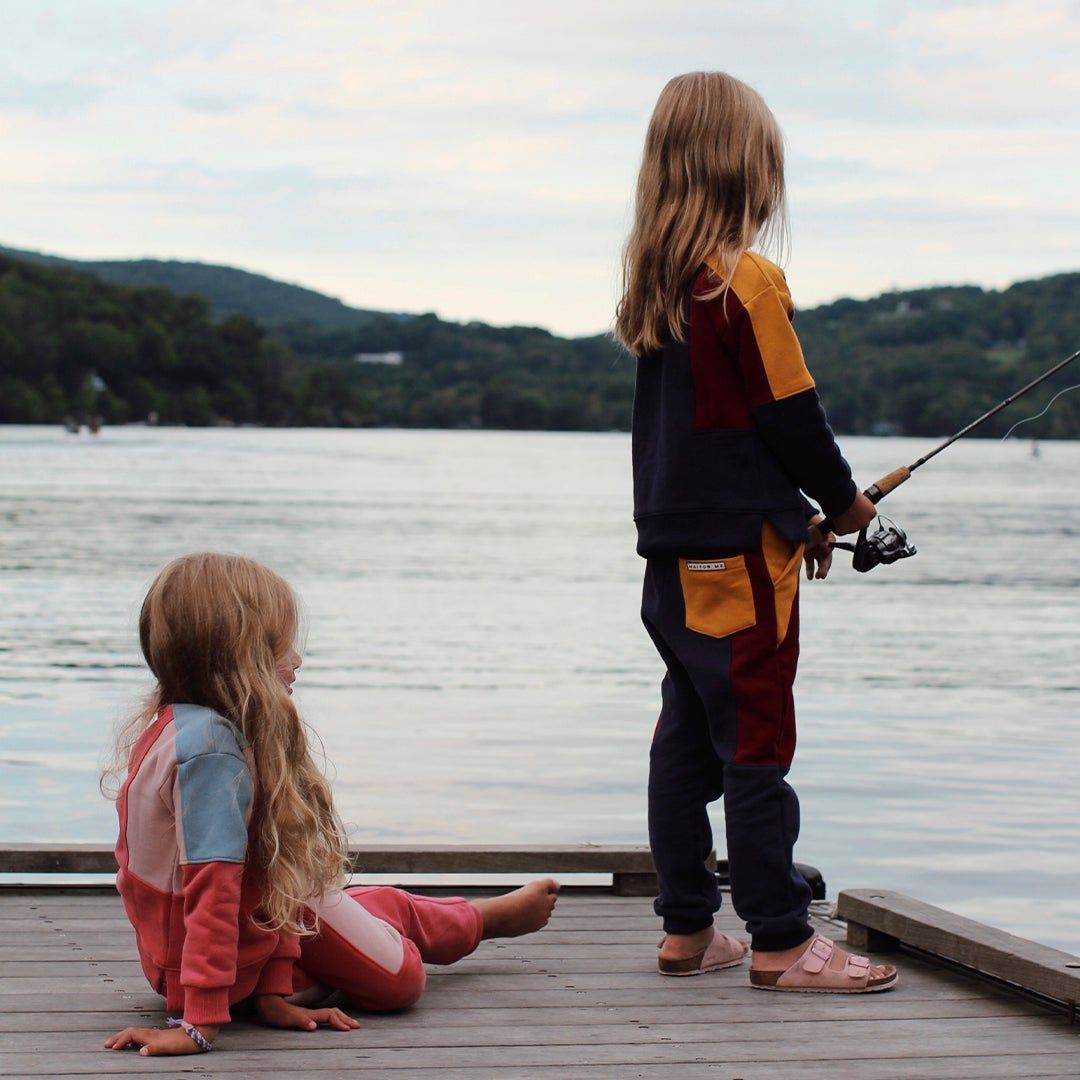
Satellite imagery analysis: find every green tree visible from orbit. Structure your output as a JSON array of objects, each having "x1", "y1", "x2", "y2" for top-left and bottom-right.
[
  {"x1": 178, "y1": 386, "x2": 214, "y2": 426},
  {"x1": 0, "y1": 378, "x2": 46, "y2": 422}
]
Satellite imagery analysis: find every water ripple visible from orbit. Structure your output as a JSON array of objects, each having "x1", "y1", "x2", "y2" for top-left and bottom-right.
[{"x1": 0, "y1": 426, "x2": 1077, "y2": 951}]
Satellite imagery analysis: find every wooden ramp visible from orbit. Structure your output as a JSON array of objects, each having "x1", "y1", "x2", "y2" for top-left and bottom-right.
[{"x1": 1, "y1": 888, "x2": 1077, "y2": 1079}]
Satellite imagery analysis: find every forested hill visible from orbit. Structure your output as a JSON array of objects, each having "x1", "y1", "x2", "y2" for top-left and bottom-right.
[
  {"x1": 0, "y1": 252, "x2": 622, "y2": 429},
  {"x1": 794, "y1": 273, "x2": 1080, "y2": 437},
  {"x1": 0, "y1": 244, "x2": 392, "y2": 330},
  {"x1": 0, "y1": 247, "x2": 1077, "y2": 437}
]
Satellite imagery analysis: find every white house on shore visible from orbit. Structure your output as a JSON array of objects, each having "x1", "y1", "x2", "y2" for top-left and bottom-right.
[{"x1": 354, "y1": 351, "x2": 404, "y2": 365}]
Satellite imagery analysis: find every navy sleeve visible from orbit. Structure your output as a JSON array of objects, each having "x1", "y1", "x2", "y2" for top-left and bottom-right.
[{"x1": 751, "y1": 389, "x2": 858, "y2": 520}]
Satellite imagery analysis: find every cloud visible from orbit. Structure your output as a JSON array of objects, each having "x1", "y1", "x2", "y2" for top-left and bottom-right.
[
  {"x1": 886, "y1": 0, "x2": 1080, "y2": 124},
  {"x1": 178, "y1": 93, "x2": 254, "y2": 116},
  {"x1": 0, "y1": 78, "x2": 104, "y2": 114},
  {"x1": 896, "y1": 0, "x2": 1075, "y2": 56},
  {"x1": 0, "y1": 0, "x2": 1075, "y2": 334}
]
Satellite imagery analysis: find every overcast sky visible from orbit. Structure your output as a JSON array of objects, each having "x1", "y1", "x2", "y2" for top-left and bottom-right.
[{"x1": 1, "y1": 0, "x2": 1077, "y2": 335}]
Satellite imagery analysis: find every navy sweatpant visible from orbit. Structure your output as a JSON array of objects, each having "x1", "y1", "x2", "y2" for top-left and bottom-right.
[{"x1": 642, "y1": 525, "x2": 815, "y2": 952}]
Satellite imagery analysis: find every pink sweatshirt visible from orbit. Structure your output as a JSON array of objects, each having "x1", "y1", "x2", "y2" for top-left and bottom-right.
[{"x1": 114, "y1": 704, "x2": 299, "y2": 1024}]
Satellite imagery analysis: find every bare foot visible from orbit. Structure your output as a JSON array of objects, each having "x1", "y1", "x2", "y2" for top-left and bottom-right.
[
  {"x1": 472, "y1": 879, "x2": 560, "y2": 939},
  {"x1": 658, "y1": 924, "x2": 715, "y2": 963},
  {"x1": 751, "y1": 936, "x2": 895, "y2": 982}
]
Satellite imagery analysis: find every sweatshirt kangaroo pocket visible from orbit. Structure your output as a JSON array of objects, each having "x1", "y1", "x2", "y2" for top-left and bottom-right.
[{"x1": 679, "y1": 556, "x2": 756, "y2": 638}]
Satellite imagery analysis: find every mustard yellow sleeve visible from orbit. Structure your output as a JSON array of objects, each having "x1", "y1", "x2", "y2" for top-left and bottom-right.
[{"x1": 735, "y1": 285, "x2": 816, "y2": 407}]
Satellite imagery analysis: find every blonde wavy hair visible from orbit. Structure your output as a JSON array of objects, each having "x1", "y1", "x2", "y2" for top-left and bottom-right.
[
  {"x1": 614, "y1": 71, "x2": 788, "y2": 355},
  {"x1": 105, "y1": 552, "x2": 348, "y2": 934}
]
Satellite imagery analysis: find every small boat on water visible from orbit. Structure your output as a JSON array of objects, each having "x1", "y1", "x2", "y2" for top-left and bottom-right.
[{"x1": 61, "y1": 413, "x2": 104, "y2": 435}]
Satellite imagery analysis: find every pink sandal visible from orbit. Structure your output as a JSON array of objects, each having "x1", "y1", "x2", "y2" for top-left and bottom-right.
[
  {"x1": 749, "y1": 934, "x2": 898, "y2": 993},
  {"x1": 658, "y1": 929, "x2": 748, "y2": 976}
]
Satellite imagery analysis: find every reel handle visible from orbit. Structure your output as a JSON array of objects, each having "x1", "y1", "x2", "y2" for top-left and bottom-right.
[{"x1": 812, "y1": 466, "x2": 911, "y2": 537}]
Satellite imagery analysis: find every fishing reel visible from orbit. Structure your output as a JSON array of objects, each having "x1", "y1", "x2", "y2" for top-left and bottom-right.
[{"x1": 831, "y1": 516, "x2": 917, "y2": 573}]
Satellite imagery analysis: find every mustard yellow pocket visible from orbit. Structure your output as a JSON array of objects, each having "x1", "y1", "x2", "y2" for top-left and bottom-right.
[
  {"x1": 678, "y1": 556, "x2": 756, "y2": 639},
  {"x1": 761, "y1": 523, "x2": 804, "y2": 646}
]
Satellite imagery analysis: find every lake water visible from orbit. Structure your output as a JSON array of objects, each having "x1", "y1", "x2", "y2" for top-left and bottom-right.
[{"x1": 1, "y1": 425, "x2": 1077, "y2": 952}]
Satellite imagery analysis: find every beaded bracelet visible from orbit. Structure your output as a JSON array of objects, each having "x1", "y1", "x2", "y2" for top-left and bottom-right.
[{"x1": 166, "y1": 1016, "x2": 214, "y2": 1052}]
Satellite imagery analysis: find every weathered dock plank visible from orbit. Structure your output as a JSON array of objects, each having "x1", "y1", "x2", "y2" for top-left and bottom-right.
[
  {"x1": 0, "y1": 996, "x2": 1050, "y2": 1035},
  {"x1": 3, "y1": 1039, "x2": 1080, "y2": 1076},
  {"x1": 840, "y1": 888, "x2": 1080, "y2": 1007},
  {"x1": 0, "y1": 888, "x2": 1075, "y2": 1078},
  {"x1": 0, "y1": 843, "x2": 691, "y2": 895},
  {"x1": 0, "y1": 843, "x2": 664, "y2": 873},
  {"x1": 74, "y1": 1064, "x2": 1079, "y2": 1080},
  {"x1": 0, "y1": 1016, "x2": 1073, "y2": 1060}
]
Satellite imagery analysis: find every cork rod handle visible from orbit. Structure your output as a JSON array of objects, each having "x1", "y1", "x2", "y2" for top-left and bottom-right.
[
  {"x1": 866, "y1": 466, "x2": 912, "y2": 502},
  {"x1": 814, "y1": 466, "x2": 913, "y2": 537}
]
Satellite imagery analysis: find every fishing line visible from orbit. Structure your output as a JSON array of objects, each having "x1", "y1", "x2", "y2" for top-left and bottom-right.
[
  {"x1": 813, "y1": 346, "x2": 1080, "y2": 570},
  {"x1": 1000, "y1": 382, "x2": 1080, "y2": 441}
]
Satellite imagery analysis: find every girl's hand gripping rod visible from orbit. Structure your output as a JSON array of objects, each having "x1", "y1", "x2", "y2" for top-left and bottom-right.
[{"x1": 814, "y1": 347, "x2": 1080, "y2": 571}]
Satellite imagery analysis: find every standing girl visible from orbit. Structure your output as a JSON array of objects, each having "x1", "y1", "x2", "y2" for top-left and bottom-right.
[
  {"x1": 104, "y1": 552, "x2": 559, "y2": 1056},
  {"x1": 616, "y1": 72, "x2": 897, "y2": 992}
]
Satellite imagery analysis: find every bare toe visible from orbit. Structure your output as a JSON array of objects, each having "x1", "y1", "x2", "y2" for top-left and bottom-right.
[{"x1": 474, "y1": 879, "x2": 561, "y2": 939}]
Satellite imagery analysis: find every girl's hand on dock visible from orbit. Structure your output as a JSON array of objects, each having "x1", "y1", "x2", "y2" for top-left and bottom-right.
[
  {"x1": 804, "y1": 515, "x2": 834, "y2": 580},
  {"x1": 103, "y1": 1023, "x2": 217, "y2": 1055},
  {"x1": 254, "y1": 993, "x2": 361, "y2": 1032}
]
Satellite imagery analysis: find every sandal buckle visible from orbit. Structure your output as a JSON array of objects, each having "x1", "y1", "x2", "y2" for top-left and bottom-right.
[
  {"x1": 848, "y1": 955, "x2": 871, "y2": 976},
  {"x1": 802, "y1": 936, "x2": 833, "y2": 974}
]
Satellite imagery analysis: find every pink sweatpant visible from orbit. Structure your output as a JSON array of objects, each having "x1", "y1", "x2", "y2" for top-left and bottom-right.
[{"x1": 290, "y1": 886, "x2": 484, "y2": 1011}]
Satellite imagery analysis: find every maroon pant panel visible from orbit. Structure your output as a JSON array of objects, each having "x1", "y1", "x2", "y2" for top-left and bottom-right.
[{"x1": 730, "y1": 546, "x2": 800, "y2": 767}]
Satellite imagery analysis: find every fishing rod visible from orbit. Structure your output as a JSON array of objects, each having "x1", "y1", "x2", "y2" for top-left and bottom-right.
[{"x1": 816, "y1": 347, "x2": 1080, "y2": 572}]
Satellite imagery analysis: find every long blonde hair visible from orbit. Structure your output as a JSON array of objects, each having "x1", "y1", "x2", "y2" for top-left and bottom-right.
[
  {"x1": 106, "y1": 552, "x2": 348, "y2": 934},
  {"x1": 614, "y1": 71, "x2": 788, "y2": 355}
]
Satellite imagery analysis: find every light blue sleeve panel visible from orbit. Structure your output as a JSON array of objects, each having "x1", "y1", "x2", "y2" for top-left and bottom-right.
[{"x1": 172, "y1": 704, "x2": 253, "y2": 865}]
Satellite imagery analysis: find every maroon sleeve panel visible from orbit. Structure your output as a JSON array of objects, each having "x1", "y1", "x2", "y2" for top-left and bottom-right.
[{"x1": 689, "y1": 271, "x2": 753, "y2": 431}]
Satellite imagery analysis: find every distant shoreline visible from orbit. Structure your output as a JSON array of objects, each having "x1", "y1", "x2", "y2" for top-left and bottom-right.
[
  {"x1": 2, "y1": 248, "x2": 1078, "y2": 438},
  {"x1": 1, "y1": 420, "x2": 1068, "y2": 442}
]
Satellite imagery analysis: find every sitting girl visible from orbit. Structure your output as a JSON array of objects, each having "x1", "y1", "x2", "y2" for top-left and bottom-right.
[{"x1": 104, "y1": 552, "x2": 559, "y2": 1057}]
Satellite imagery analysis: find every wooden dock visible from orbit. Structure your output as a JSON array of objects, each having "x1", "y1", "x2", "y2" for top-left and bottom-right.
[{"x1": 1, "y1": 847, "x2": 1078, "y2": 1078}]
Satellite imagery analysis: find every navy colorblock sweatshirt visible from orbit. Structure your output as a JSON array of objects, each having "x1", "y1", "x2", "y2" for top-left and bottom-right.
[{"x1": 632, "y1": 251, "x2": 857, "y2": 557}]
